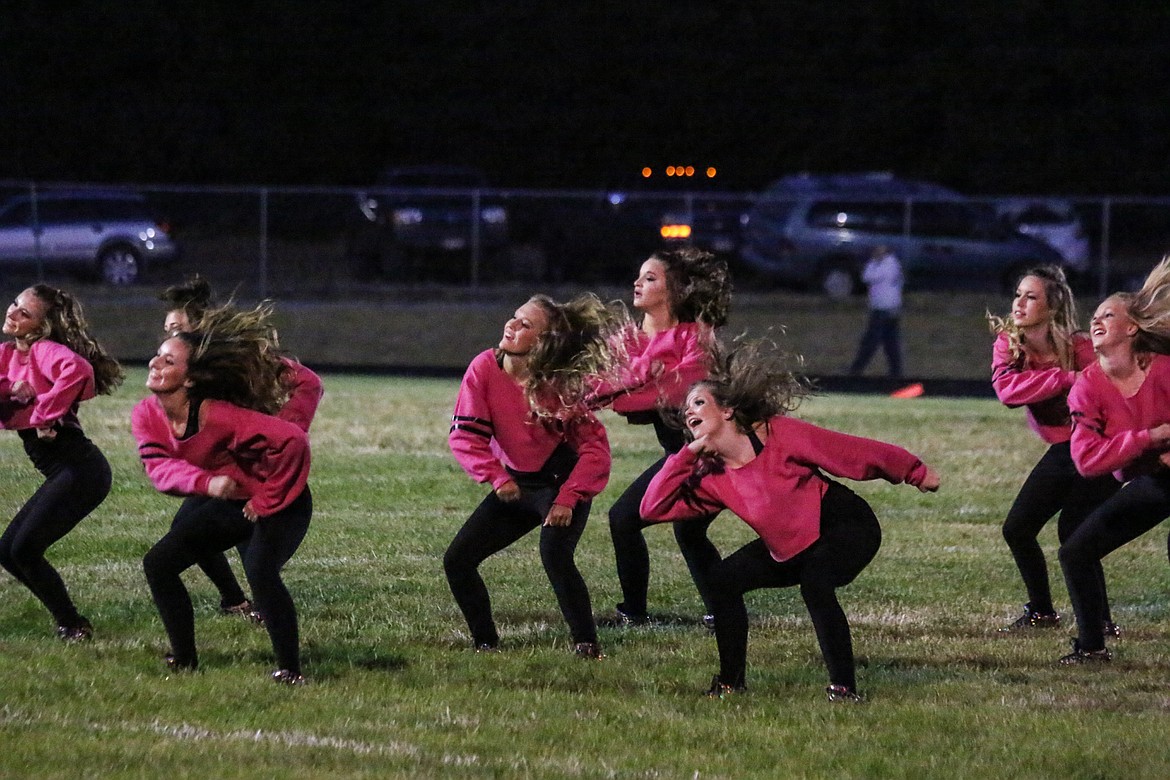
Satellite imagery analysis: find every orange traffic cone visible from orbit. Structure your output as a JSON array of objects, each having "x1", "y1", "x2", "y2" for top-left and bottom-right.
[{"x1": 890, "y1": 382, "x2": 924, "y2": 399}]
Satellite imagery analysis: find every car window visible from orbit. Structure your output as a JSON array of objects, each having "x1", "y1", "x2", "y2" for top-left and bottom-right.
[
  {"x1": 806, "y1": 200, "x2": 904, "y2": 234},
  {"x1": 0, "y1": 201, "x2": 33, "y2": 228},
  {"x1": 910, "y1": 201, "x2": 982, "y2": 239},
  {"x1": 752, "y1": 199, "x2": 799, "y2": 223},
  {"x1": 1012, "y1": 204, "x2": 1070, "y2": 225},
  {"x1": 38, "y1": 199, "x2": 94, "y2": 224}
]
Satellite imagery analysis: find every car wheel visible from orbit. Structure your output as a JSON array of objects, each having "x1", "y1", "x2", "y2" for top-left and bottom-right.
[
  {"x1": 98, "y1": 245, "x2": 141, "y2": 285},
  {"x1": 818, "y1": 263, "x2": 856, "y2": 300}
]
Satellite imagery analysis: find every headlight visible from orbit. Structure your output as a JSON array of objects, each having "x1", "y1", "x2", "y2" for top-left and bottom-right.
[
  {"x1": 358, "y1": 195, "x2": 379, "y2": 222},
  {"x1": 482, "y1": 206, "x2": 508, "y2": 225},
  {"x1": 392, "y1": 208, "x2": 424, "y2": 226}
]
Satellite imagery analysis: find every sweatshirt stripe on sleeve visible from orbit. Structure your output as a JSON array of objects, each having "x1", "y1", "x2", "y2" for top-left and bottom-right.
[{"x1": 451, "y1": 415, "x2": 492, "y2": 438}]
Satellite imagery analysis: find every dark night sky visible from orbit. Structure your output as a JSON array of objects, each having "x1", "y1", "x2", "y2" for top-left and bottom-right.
[{"x1": 3, "y1": 1, "x2": 1170, "y2": 195}]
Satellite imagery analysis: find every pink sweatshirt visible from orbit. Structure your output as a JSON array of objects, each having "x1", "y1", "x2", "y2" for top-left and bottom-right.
[
  {"x1": 640, "y1": 415, "x2": 929, "y2": 561},
  {"x1": 0, "y1": 340, "x2": 96, "y2": 430},
  {"x1": 991, "y1": 331, "x2": 1094, "y2": 444},
  {"x1": 449, "y1": 349, "x2": 610, "y2": 508},
  {"x1": 591, "y1": 321, "x2": 711, "y2": 414},
  {"x1": 132, "y1": 396, "x2": 311, "y2": 517},
  {"x1": 278, "y1": 358, "x2": 323, "y2": 432},
  {"x1": 1069, "y1": 353, "x2": 1170, "y2": 481}
]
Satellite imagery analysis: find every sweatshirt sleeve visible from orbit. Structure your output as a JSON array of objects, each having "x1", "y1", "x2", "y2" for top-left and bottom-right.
[
  {"x1": 230, "y1": 409, "x2": 312, "y2": 517},
  {"x1": 640, "y1": 447, "x2": 724, "y2": 522},
  {"x1": 27, "y1": 343, "x2": 95, "y2": 428},
  {"x1": 277, "y1": 359, "x2": 323, "y2": 432},
  {"x1": 991, "y1": 334, "x2": 1076, "y2": 408},
  {"x1": 786, "y1": 417, "x2": 927, "y2": 487},
  {"x1": 555, "y1": 414, "x2": 611, "y2": 507},
  {"x1": 611, "y1": 326, "x2": 710, "y2": 414},
  {"x1": 448, "y1": 353, "x2": 512, "y2": 490},
  {"x1": 131, "y1": 399, "x2": 216, "y2": 497},
  {"x1": 1068, "y1": 375, "x2": 1152, "y2": 478}
]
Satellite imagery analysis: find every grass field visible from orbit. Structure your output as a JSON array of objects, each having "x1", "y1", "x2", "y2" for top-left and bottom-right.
[{"x1": 3, "y1": 372, "x2": 1170, "y2": 778}]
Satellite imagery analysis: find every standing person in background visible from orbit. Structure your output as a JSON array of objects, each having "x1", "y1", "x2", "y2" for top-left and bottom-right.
[
  {"x1": 848, "y1": 244, "x2": 904, "y2": 378},
  {"x1": 133, "y1": 303, "x2": 313, "y2": 683},
  {"x1": 157, "y1": 276, "x2": 323, "y2": 621},
  {"x1": 1059, "y1": 258, "x2": 1170, "y2": 665},
  {"x1": 641, "y1": 341, "x2": 939, "y2": 701},
  {"x1": 0, "y1": 285, "x2": 123, "y2": 640},
  {"x1": 445, "y1": 293, "x2": 619, "y2": 658},
  {"x1": 989, "y1": 266, "x2": 1120, "y2": 634},
  {"x1": 590, "y1": 247, "x2": 731, "y2": 627}
]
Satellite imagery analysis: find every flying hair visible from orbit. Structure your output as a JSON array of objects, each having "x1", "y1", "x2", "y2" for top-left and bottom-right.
[
  {"x1": 649, "y1": 246, "x2": 732, "y2": 327},
  {"x1": 1123, "y1": 255, "x2": 1170, "y2": 355},
  {"x1": 173, "y1": 300, "x2": 289, "y2": 414},
  {"x1": 159, "y1": 275, "x2": 217, "y2": 328}
]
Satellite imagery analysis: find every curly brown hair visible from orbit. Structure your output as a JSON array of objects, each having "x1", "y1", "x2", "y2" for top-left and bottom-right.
[
  {"x1": 28, "y1": 284, "x2": 123, "y2": 395},
  {"x1": 648, "y1": 246, "x2": 732, "y2": 327},
  {"x1": 172, "y1": 301, "x2": 288, "y2": 414},
  {"x1": 159, "y1": 275, "x2": 216, "y2": 329},
  {"x1": 687, "y1": 336, "x2": 811, "y2": 434}
]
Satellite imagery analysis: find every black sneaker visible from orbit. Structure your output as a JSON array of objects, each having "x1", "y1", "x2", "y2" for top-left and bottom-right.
[
  {"x1": 702, "y1": 614, "x2": 717, "y2": 633},
  {"x1": 164, "y1": 653, "x2": 197, "y2": 672},
  {"x1": 1103, "y1": 620, "x2": 1122, "y2": 639},
  {"x1": 573, "y1": 642, "x2": 605, "y2": 659},
  {"x1": 1058, "y1": 639, "x2": 1112, "y2": 665},
  {"x1": 704, "y1": 675, "x2": 746, "y2": 698},
  {"x1": 56, "y1": 618, "x2": 93, "y2": 643},
  {"x1": 998, "y1": 603, "x2": 1060, "y2": 632},
  {"x1": 826, "y1": 684, "x2": 864, "y2": 703},
  {"x1": 222, "y1": 599, "x2": 265, "y2": 625},
  {"x1": 473, "y1": 641, "x2": 498, "y2": 653},
  {"x1": 615, "y1": 604, "x2": 652, "y2": 626},
  {"x1": 272, "y1": 669, "x2": 307, "y2": 685}
]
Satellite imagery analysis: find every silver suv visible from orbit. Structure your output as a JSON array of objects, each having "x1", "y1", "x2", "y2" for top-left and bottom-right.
[
  {"x1": 0, "y1": 189, "x2": 178, "y2": 285},
  {"x1": 739, "y1": 173, "x2": 1063, "y2": 298}
]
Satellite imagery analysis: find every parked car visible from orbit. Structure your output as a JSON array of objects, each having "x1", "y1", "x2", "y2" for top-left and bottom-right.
[
  {"x1": 739, "y1": 172, "x2": 1064, "y2": 298},
  {"x1": 996, "y1": 198, "x2": 1091, "y2": 272},
  {"x1": 523, "y1": 166, "x2": 748, "y2": 283},
  {"x1": 346, "y1": 165, "x2": 509, "y2": 281},
  {"x1": 0, "y1": 189, "x2": 178, "y2": 285}
]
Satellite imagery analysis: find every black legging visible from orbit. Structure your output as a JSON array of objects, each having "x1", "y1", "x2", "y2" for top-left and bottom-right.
[
  {"x1": 707, "y1": 481, "x2": 881, "y2": 690},
  {"x1": 444, "y1": 477, "x2": 597, "y2": 647},
  {"x1": 175, "y1": 496, "x2": 250, "y2": 609},
  {"x1": 143, "y1": 486, "x2": 312, "y2": 672},
  {"x1": 0, "y1": 428, "x2": 110, "y2": 630},
  {"x1": 609, "y1": 455, "x2": 720, "y2": 616},
  {"x1": 1002, "y1": 441, "x2": 1120, "y2": 616},
  {"x1": 1060, "y1": 472, "x2": 1170, "y2": 652}
]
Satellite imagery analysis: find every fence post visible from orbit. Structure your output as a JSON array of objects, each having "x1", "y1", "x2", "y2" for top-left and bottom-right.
[
  {"x1": 258, "y1": 188, "x2": 269, "y2": 298},
  {"x1": 470, "y1": 189, "x2": 481, "y2": 287},
  {"x1": 1098, "y1": 198, "x2": 1111, "y2": 299}
]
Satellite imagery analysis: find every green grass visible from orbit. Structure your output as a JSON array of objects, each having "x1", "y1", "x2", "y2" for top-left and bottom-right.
[{"x1": 3, "y1": 372, "x2": 1170, "y2": 778}]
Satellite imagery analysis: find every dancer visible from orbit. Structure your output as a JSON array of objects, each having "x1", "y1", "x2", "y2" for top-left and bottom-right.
[
  {"x1": 989, "y1": 266, "x2": 1120, "y2": 633},
  {"x1": 445, "y1": 293, "x2": 618, "y2": 657},
  {"x1": 133, "y1": 303, "x2": 313, "y2": 683},
  {"x1": 590, "y1": 247, "x2": 731, "y2": 627},
  {"x1": 0, "y1": 285, "x2": 123, "y2": 640},
  {"x1": 1058, "y1": 258, "x2": 1170, "y2": 665},
  {"x1": 640, "y1": 342, "x2": 939, "y2": 700},
  {"x1": 157, "y1": 277, "x2": 323, "y2": 621}
]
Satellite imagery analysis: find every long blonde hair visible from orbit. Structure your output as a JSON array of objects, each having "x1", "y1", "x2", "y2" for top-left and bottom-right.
[
  {"x1": 1119, "y1": 255, "x2": 1170, "y2": 356},
  {"x1": 987, "y1": 265, "x2": 1080, "y2": 370}
]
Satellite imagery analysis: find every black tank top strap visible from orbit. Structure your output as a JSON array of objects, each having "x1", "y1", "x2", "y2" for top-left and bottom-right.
[
  {"x1": 747, "y1": 426, "x2": 765, "y2": 456},
  {"x1": 181, "y1": 397, "x2": 202, "y2": 439}
]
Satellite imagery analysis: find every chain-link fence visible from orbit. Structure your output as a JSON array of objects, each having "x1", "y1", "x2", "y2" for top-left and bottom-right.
[{"x1": 1, "y1": 180, "x2": 1167, "y2": 299}]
